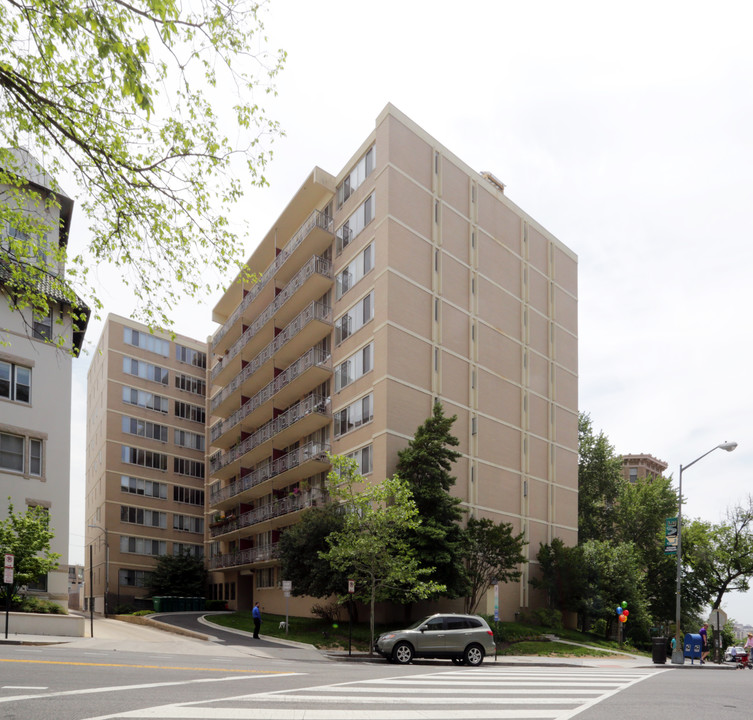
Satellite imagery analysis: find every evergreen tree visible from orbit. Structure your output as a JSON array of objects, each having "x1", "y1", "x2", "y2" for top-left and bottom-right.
[
  {"x1": 396, "y1": 402, "x2": 468, "y2": 598},
  {"x1": 148, "y1": 552, "x2": 207, "y2": 598}
]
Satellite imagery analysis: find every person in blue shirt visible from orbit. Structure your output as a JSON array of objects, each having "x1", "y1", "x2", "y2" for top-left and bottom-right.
[{"x1": 252, "y1": 602, "x2": 261, "y2": 639}]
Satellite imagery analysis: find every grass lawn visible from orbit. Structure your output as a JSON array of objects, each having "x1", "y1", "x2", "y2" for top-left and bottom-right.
[{"x1": 205, "y1": 612, "x2": 645, "y2": 657}]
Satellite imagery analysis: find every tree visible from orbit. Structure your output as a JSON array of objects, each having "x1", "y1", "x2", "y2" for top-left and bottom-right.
[
  {"x1": 278, "y1": 504, "x2": 350, "y2": 605},
  {"x1": 578, "y1": 412, "x2": 623, "y2": 542},
  {"x1": 148, "y1": 552, "x2": 208, "y2": 598},
  {"x1": 320, "y1": 455, "x2": 445, "y2": 652},
  {"x1": 396, "y1": 402, "x2": 468, "y2": 598},
  {"x1": 460, "y1": 517, "x2": 526, "y2": 614},
  {"x1": 683, "y1": 496, "x2": 753, "y2": 611},
  {"x1": 0, "y1": 501, "x2": 59, "y2": 601},
  {"x1": 0, "y1": 0, "x2": 285, "y2": 338},
  {"x1": 531, "y1": 538, "x2": 585, "y2": 614},
  {"x1": 612, "y1": 474, "x2": 680, "y2": 624}
]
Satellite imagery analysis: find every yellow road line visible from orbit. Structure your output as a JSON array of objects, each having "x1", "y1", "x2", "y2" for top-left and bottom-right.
[{"x1": 0, "y1": 658, "x2": 285, "y2": 674}]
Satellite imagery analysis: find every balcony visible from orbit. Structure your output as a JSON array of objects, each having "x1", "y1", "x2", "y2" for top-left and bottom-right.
[
  {"x1": 209, "y1": 301, "x2": 332, "y2": 418},
  {"x1": 211, "y1": 209, "x2": 334, "y2": 356},
  {"x1": 209, "y1": 394, "x2": 331, "y2": 481},
  {"x1": 210, "y1": 347, "x2": 332, "y2": 449},
  {"x1": 208, "y1": 543, "x2": 279, "y2": 571},
  {"x1": 210, "y1": 255, "x2": 333, "y2": 388},
  {"x1": 209, "y1": 489, "x2": 324, "y2": 539},
  {"x1": 208, "y1": 441, "x2": 330, "y2": 509}
]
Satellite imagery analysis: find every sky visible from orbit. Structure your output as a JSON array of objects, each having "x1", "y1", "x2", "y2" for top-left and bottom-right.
[{"x1": 65, "y1": 1, "x2": 753, "y2": 622}]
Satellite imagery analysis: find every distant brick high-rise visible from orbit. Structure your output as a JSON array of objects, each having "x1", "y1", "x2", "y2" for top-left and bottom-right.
[
  {"x1": 621, "y1": 454, "x2": 668, "y2": 483},
  {"x1": 206, "y1": 105, "x2": 579, "y2": 620},
  {"x1": 85, "y1": 315, "x2": 207, "y2": 612}
]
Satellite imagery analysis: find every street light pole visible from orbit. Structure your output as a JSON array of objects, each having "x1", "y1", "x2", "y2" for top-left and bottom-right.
[
  {"x1": 671, "y1": 441, "x2": 737, "y2": 665},
  {"x1": 88, "y1": 524, "x2": 109, "y2": 618}
]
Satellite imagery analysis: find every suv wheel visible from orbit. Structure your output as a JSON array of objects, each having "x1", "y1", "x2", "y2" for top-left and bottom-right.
[
  {"x1": 464, "y1": 644, "x2": 484, "y2": 666},
  {"x1": 392, "y1": 642, "x2": 414, "y2": 664}
]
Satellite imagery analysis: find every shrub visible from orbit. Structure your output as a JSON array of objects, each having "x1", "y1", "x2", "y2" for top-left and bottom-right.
[
  {"x1": 12, "y1": 596, "x2": 66, "y2": 614},
  {"x1": 205, "y1": 599, "x2": 228, "y2": 611},
  {"x1": 310, "y1": 600, "x2": 342, "y2": 623},
  {"x1": 529, "y1": 607, "x2": 563, "y2": 630},
  {"x1": 590, "y1": 618, "x2": 608, "y2": 637}
]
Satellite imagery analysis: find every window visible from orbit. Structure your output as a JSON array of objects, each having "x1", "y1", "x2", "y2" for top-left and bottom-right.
[
  {"x1": 173, "y1": 486, "x2": 205, "y2": 506},
  {"x1": 336, "y1": 146, "x2": 375, "y2": 208},
  {"x1": 122, "y1": 386, "x2": 169, "y2": 413},
  {"x1": 123, "y1": 327, "x2": 169, "y2": 356},
  {"x1": 345, "y1": 445, "x2": 372, "y2": 475},
  {"x1": 176, "y1": 345, "x2": 207, "y2": 369},
  {"x1": 336, "y1": 243, "x2": 373, "y2": 300},
  {"x1": 0, "y1": 432, "x2": 42, "y2": 476},
  {"x1": 120, "y1": 505, "x2": 167, "y2": 528},
  {"x1": 175, "y1": 372, "x2": 206, "y2": 397},
  {"x1": 0, "y1": 361, "x2": 31, "y2": 403},
  {"x1": 175, "y1": 400, "x2": 205, "y2": 424},
  {"x1": 0, "y1": 432, "x2": 24, "y2": 472},
  {"x1": 256, "y1": 567, "x2": 276, "y2": 589},
  {"x1": 629, "y1": 468, "x2": 638, "y2": 482},
  {"x1": 174, "y1": 429, "x2": 205, "y2": 451},
  {"x1": 334, "y1": 343, "x2": 373, "y2": 392},
  {"x1": 122, "y1": 357, "x2": 169, "y2": 385},
  {"x1": 173, "y1": 543, "x2": 203, "y2": 558},
  {"x1": 121, "y1": 416, "x2": 168, "y2": 442},
  {"x1": 173, "y1": 514, "x2": 204, "y2": 534},
  {"x1": 33, "y1": 310, "x2": 52, "y2": 341},
  {"x1": 121, "y1": 445, "x2": 168, "y2": 471},
  {"x1": 334, "y1": 394, "x2": 373, "y2": 438},
  {"x1": 174, "y1": 458, "x2": 205, "y2": 479},
  {"x1": 119, "y1": 569, "x2": 153, "y2": 587},
  {"x1": 120, "y1": 536, "x2": 166, "y2": 556},
  {"x1": 120, "y1": 475, "x2": 167, "y2": 499},
  {"x1": 336, "y1": 193, "x2": 375, "y2": 254},
  {"x1": 29, "y1": 439, "x2": 42, "y2": 476},
  {"x1": 335, "y1": 291, "x2": 373, "y2": 345}
]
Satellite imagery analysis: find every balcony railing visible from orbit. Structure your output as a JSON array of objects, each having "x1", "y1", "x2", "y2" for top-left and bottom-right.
[
  {"x1": 209, "y1": 489, "x2": 324, "y2": 538},
  {"x1": 210, "y1": 255, "x2": 332, "y2": 382},
  {"x1": 209, "y1": 301, "x2": 332, "y2": 413},
  {"x1": 208, "y1": 542, "x2": 279, "y2": 571},
  {"x1": 210, "y1": 347, "x2": 331, "y2": 443},
  {"x1": 209, "y1": 441, "x2": 330, "y2": 506},
  {"x1": 209, "y1": 394, "x2": 330, "y2": 474},
  {"x1": 211, "y1": 210, "x2": 334, "y2": 353}
]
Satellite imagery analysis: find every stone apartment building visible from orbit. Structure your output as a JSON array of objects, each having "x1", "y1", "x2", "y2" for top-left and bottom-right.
[
  {"x1": 204, "y1": 105, "x2": 579, "y2": 620},
  {"x1": 0, "y1": 149, "x2": 89, "y2": 608},
  {"x1": 84, "y1": 315, "x2": 207, "y2": 612}
]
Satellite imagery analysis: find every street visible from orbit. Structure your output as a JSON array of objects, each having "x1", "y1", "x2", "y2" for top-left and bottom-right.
[{"x1": 2, "y1": 638, "x2": 751, "y2": 720}]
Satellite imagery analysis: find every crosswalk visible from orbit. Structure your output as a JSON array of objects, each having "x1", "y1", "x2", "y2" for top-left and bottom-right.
[{"x1": 91, "y1": 666, "x2": 665, "y2": 719}]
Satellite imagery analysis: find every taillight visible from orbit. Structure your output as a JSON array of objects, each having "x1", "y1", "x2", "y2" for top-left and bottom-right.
[{"x1": 486, "y1": 630, "x2": 493, "y2": 636}]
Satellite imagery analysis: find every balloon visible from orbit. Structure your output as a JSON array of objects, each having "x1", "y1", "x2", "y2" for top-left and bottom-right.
[
  {"x1": 616, "y1": 606, "x2": 623, "y2": 615},
  {"x1": 623, "y1": 610, "x2": 629, "y2": 617},
  {"x1": 621, "y1": 601, "x2": 628, "y2": 609},
  {"x1": 619, "y1": 615, "x2": 627, "y2": 622}
]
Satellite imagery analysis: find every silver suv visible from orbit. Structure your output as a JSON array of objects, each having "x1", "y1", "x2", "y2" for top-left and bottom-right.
[{"x1": 374, "y1": 613, "x2": 496, "y2": 665}]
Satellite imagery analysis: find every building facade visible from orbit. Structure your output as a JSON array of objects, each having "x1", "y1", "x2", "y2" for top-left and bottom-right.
[
  {"x1": 0, "y1": 149, "x2": 88, "y2": 608},
  {"x1": 621, "y1": 453, "x2": 668, "y2": 483},
  {"x1": 206, "y1": 105, "x2": 579, "y2": 619},
  {"x1": 84, "y1": 315, "x2": 207, "y2": 612}
]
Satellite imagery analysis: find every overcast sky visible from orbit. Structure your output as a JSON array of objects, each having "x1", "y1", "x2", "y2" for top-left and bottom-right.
[{"x1": 67, "y1": 0, "x2": 753, "y2": 623}]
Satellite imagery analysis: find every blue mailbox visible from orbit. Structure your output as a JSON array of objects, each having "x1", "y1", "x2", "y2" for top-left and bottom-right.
[{"x1": 684, "y1": 633, "x2": 703, "y2": 664}]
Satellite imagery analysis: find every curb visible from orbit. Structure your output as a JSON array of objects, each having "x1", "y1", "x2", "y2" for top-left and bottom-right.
[{"x1": 114, "y1": 614, "x2": 211, "y2": 641}]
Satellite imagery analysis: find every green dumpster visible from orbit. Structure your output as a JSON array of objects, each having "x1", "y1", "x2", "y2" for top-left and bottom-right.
[{"x1": 153, "y1": 596, "x2": 163, "y2": 612}]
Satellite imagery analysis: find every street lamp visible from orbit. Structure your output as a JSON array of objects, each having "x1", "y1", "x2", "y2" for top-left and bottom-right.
[
  {"x1": 88, "y1": 524, "x2": 109, "y2": 617},
  {"x1": 671, "y1": 441, "x2": 737, "y2": 664}
]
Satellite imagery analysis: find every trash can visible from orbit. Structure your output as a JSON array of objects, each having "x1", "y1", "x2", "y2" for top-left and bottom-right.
[
  {"x1": 652, "y1": 637, "x2": 667, "y2": 664},
  {"x1": 153, "y1": 596, "x2": 162, "y2": 613},
  {"x1": 684, "y1": 633, "x2": 703, "y2": 664}
]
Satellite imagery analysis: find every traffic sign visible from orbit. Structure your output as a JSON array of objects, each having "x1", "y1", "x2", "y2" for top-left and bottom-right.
[
  {"x1": 348, "y1": 579, "x2": 355, "y2": 594},
  {"x1": 3, "y1": 554, "x2": 13, "y2": 568}
]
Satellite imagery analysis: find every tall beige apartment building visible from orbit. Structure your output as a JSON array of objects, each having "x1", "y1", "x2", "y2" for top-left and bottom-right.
[
  {"x1": 207, "y1": 105, "x2": 579, "y2": 619},
  {"x1": 85, "y1": 315, "x2": 207, "y2": 612}
]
